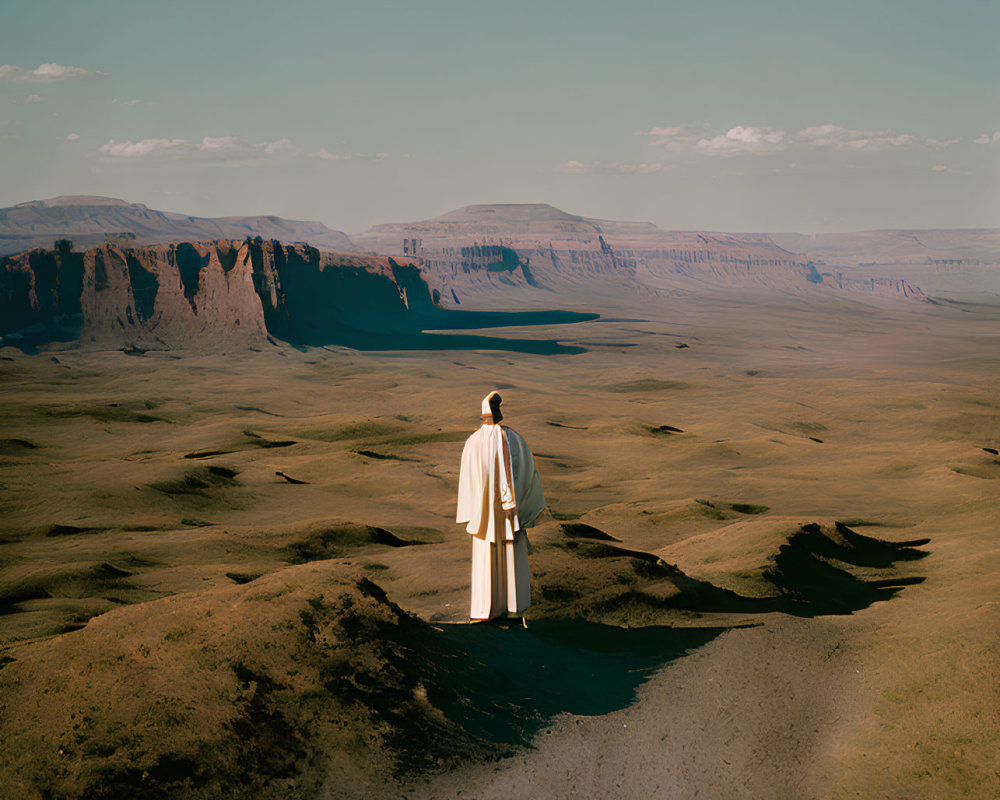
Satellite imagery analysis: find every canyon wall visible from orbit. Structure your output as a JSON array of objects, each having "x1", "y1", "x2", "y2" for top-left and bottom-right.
[{"x1": 0, "y1": 240, "x2": 428, "y2": 351}]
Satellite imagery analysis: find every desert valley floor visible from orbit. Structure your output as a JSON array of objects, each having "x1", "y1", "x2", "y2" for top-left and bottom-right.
[{"x1": 1, "y1": 288, "x2": 998, "y2": 799}]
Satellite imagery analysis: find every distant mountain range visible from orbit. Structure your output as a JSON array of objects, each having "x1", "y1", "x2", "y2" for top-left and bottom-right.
[
  {"x1": 0, "y1": 196, "x2": 356, "y2": 256},
  {"x1": 3, "y1": 197, "x2": 998, "y2": 311},
  {"x1": 351, "y1": 202, "x2": 929, "y2": 303}
]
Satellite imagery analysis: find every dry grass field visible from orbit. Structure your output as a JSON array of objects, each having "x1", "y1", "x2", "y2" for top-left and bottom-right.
[{"x1": 1, "y1": 288, "x2": 997, "y2": 799}]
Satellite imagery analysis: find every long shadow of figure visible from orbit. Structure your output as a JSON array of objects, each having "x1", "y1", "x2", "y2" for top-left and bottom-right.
[
  {"x1": 405, "y1": 618, "x2": 726, "y2": 766},
  {"x1": 394, "y1": 619, "x2": 726, "y2": 772}
]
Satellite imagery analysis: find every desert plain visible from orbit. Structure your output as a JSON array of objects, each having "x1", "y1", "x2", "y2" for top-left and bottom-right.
[{"x1": 1, "y1": 261, "x2": 998, "y2": 800}]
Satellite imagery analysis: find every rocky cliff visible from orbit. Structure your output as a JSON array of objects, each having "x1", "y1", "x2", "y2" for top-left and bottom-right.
[
  {"x1": 0, "y1": 240, "x2": 435, "y2": 351},
  {"x1": 0, "y1": 238, "x2": 593, "y2": 353},
  {"x1": 354, "y1": 203, "x2": 634, "y2": 305}
]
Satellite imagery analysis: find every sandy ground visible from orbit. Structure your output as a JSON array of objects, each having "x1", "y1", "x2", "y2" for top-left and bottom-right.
[{"x1": 0, "y1": 288, "x2": 998, "y2": 798}]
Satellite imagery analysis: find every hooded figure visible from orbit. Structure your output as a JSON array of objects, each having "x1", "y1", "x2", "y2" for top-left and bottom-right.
[{"x1": 456, "y1": 391, "x2": 545, "y2": 621}]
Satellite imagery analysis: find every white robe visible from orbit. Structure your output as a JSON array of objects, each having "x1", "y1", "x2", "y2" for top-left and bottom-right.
[{"x1": 456, "y1": 423, "x2": 545, "y2": 619}]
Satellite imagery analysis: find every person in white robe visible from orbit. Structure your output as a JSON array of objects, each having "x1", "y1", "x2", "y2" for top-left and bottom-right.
[{"x1": 456, "y1": 391, "x2": 545, "y2": 622}]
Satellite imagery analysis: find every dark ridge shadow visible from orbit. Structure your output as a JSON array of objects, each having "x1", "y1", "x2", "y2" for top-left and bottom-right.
[
  {"x1": 44, "y1": 524, "x2": 104, "y2": 538},
  {"x1": 605, "y1": 379, "x2": 690, "y2": 393},
  {"x1": 0, "y1": 438, "x2": 40, "y2": 454},
  {"x1": 182, "y1": 432, "x2": 297, "y2": 460},
  {"x1": 808, "y1": 522, "x2": 929, "y2": 567},
  {"x1": 559, "y1": 522, "x2": 622, "y2": 542},
  {"x1": 0, "y1": 562, "x2": 148, "y2": 616},
  {"x1": 275, "y1": 471, "x2": 308, "y2": 484},
  {"x1": 351, "y1": 449, "x2": 414, "y2": 462},
  {"x1": 242, "y1": 431, "x2": 297, "y2": 449},
  {"x1": 642, "y1": 424, "x2": 684, "y2": 435},
  {"x1": 762, "y1": 523, "x2": 929, "y2": 615},
  {"x1": 236, "y1": 406, "x2": 282, "y2": 416},
  {"x1": 408, "y1": 618, "x2": 726, "y2": 759},
  {"x1": 730, "y1": 503, "x2": 769, "y2": 515},
  {"x1": 46, "y1": 405, "x2": 163, "y2": 424},
  {"x1": 283, "y1": 524, "x2": 422, "y2": 564},
  {"x1": 183, "y1": 449, "x2": 232, "y2": 460},
  {"x1": 557, "y1": 522, "x2": 929, "y2": 619},
  {"x1": 148, "y1": 465, "x2": 240, "y2": 496},
  {"x1": 226, "y1": 572, "x2": 262, "y2": 585}
]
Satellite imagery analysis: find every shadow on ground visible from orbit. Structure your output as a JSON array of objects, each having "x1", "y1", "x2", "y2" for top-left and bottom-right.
[
  {"x1": 544, "y1": 521, "x2": 929, "y2": 620},
  {"x1": 415, "y1": 618, "x2": 725, "y2": 759}
]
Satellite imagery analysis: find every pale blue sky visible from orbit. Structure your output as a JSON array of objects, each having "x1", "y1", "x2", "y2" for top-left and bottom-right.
[{"x1": 1, "y1": 0, "x2": 997, "y2": 232}]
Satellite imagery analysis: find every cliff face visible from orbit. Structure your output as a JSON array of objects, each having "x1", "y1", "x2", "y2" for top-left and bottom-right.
[
  {"x1": 356, "y1": 204, "x2": 650, "y2": 306},
  {"x1": 243, "y1": 239, "x2": 435, "y2": 346},
  {"x1": 601, "y1": 227, "x2": 927, "y2": 300},
  {"x1": 0, "y1": 240, "x2": 432, "y2": 351},
  {"x1": 79, "y1": 241, "x2": 267, "y2": 349}
]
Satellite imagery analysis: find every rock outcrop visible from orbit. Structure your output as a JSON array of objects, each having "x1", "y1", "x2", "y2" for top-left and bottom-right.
[{"x1": 354, "y1": 204, "x2": 634, "y2": 305}]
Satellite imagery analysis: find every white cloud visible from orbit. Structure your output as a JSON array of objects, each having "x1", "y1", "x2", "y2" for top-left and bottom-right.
[
  {"x1": 94, "y1": 135, "x2": 391, "y2": 164},
  {"x1": 695, "y1": 126, "x2": 787, "y2": 156},
  {"x1": 843, "y1": 132, "x2": 920, "y2": 150},
  {"x1": 974, "y1": 131, "x2": 1000, "y2": 145},
  {"x1": 643, "y1": 126, "x2": 683, "y2": 138},
  {"x1": 306, "y1": 149, "x2": 388, "y2": 161},
  {"x1": 797, "y1": 124, "x2": 848, "y2": 146},
  {"x1": 555, "y1": 159, "x2": 666, "y2": 175},
  {"x1": 98, "y1": 137, "x2": 189, "y2": 159},
  {"x1": 66, "y1": 132, "x2": 80, "y2": 141},
  {"x1": 97, "y1": 135, "x2": 296, "y2": 161},
  {"x1": 112, "y1": 98, "x2": 145, "y2": 106},
  {"x1": 638, "y1": 125, "x2": 702, "y2": 150},
  {"x1": 797, "y1": 125, "x2": 947, "y2": 151},
  {"x1": 642, "y1": 121, "x2": 958, "y2": 157},
  {"x1": 0, "y1": 63, "x2": 102, "y2": 84},
  {"x1": 640, "y1": 124, "x2": 790, "y2": 156},
  {"x1": 308, "y1": 148, "x2": 342, "y2": 161},
  {"x1": 16, "y1": 93, "x2": 44, "y2": 105}
]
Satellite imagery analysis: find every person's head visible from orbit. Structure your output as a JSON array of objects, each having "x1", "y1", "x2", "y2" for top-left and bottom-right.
[{"x1": 481, "y1": 390, "x2": 503, "y2": 424}]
